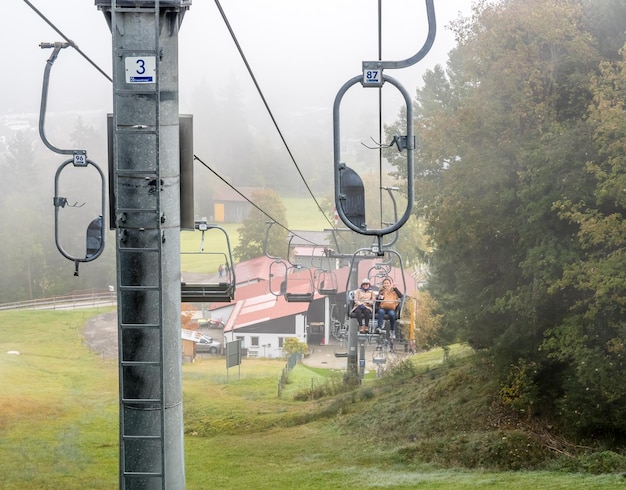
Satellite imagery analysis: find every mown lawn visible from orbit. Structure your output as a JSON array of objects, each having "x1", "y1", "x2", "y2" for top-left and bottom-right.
[{"x1": 0, "y1": 309, "x2": 623, "y2": 489}]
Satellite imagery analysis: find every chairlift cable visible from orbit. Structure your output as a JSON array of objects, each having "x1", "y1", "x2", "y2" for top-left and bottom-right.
[
  {"x1": 194, "y1": 155, "x2": 320, "y2": 247},
  {"x1": 22, "y1": 0, "x2": 112, "y2": 83},
  {"x1": 24, "y1": 0, "x2": 345, "y2": 250},
  {"x1": 378, "y1": 0, "x2": 385, "y2": 230},
  {"x1": 213, "y1": 0, "x2": 336, "y2": 232}
]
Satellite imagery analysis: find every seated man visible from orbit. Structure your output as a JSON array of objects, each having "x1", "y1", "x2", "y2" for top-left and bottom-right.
[{"x1": 376, "y1": 277, "x2": 403, "y2": 338}]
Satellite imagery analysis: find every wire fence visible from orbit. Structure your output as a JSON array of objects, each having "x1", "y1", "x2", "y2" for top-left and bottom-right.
[
  {"x1": 0, "y1": 289, "x2": 116, "y2": 311},
  {"x1": 277, "y1": 352, "x2": 302, "y2": 398}
]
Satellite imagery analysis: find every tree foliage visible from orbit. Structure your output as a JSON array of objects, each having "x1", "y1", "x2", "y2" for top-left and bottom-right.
[
  {"x1": 232, "y1": 189, "x2": 288, "y2": 262},
  {"x1": 388, "y1": 0, "x2": 626, "y2": 439},
  {"x1": 408, "y1": 291, "x2": 443, "y2": 350},
  {"x1": 282, "y1": 337, "x2": 309, "y2": 357},
  {"x1": 544, "y1": 47, "x2": 626, "y2": 436}
]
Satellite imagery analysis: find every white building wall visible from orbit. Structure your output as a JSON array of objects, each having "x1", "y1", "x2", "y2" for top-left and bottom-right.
[{"x1": 232, "y1": 314, "x2": 307, "y2": 359}]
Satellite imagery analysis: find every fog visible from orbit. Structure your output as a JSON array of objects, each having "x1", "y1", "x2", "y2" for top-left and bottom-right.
[
  {"x1": 0, "y1": 1, "x2": 471, "y2": 294},
  {"x1": 2, "y1": 0, "x2": 471, "y2": 157}
]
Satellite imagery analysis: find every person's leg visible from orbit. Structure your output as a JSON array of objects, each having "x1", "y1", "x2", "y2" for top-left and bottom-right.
[
  {"x1": 363, "y1": 310, "x2": 371, "y2": 332},
  {"x1": 377, "y1": 308, "x2": 384, "y2": 330},
  {"x1": 355, "y1": 309, "x2": 363, "y2": 326},
  {"x1": 388, "y1": 310, "x2": 396, "y2": 337}
]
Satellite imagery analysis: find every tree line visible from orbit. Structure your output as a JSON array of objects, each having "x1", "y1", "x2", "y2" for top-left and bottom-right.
[{"x1": 385, "y1": 0, "x2": 626, "y2": 440}]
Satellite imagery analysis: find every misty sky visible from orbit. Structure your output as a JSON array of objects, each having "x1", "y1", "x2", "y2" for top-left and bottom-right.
[
  {"x1": 2, "y1": 1, "x2": 472, "y2": 122},
  {"x1": 0, "y1": 0, "x2": 475, "y2": 279}
]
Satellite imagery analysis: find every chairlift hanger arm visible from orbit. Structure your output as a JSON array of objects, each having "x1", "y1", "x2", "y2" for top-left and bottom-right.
[
  {"x1": 38, "y1": 42, "x2": 87, "y2": 163},
  {"x1": 286, "y1": 234, "x2": 297, "y2": 266},
  {"x1": 53, "y1": 159, "x2": 106, "y2": 276},
  {"x1": 333, "y1": 74, "x2": 414, "y2": 238},
  {"x1": 263, "y1": 221, "x2": 283, "y2": 261},
  {"x1": 362, "y1": 0, "x2": 436, "y2": 73},
  {"x1": 381, "y1": 187, "x2": 400, "y2": 248}
]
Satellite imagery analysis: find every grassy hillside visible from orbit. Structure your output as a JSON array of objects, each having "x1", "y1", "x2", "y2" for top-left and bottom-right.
[
  {"x1": 282, "y1": 197, "x2": 331, "y2": 230},
  {"x1": 1, "y1": 309, "x2": 624, "y2": 489}
]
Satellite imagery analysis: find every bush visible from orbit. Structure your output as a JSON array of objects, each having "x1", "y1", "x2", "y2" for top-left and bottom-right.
[
  {"x1": 282, "y1": 337, "x2": 309, "y2": 357},
  {"x1": 398, "y1": 431, "x2": 554, "y2": 471}
]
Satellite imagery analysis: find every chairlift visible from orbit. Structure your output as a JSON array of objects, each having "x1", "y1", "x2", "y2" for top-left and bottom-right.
[
  {"x1": 334, "y1": 339, "x2": 348, "y2": 358},
  {"x1": 308, "y1": 245, "x2": 339, "y2": 296},
  {"x1": 332, "y1": 0, "x2": 437, "y2": 239},
  {"x1": 345, "y1": 246, "x2": 407, "y2": 333},
  {"x1": 316, "y1": 270, "x2": 338, "y2": 296},
  {"x1": 265, "y1": 223, "x2": 316, "y2": 303},
  {"x1": 53, "y1": 161, "x2": 106, "y2": 277},
  {"x1": 268, "y1": 260, "x2": 316, "y2": 303},
  {"x1": 372, "y1": 350, "x2": 387, "y2": 365},
  {"x1": 285, "y1": 265, "x2": 315, "y2": 303},
  {"x1": 180, "y1": 221, "x2": 235, "y2": 303},
  {"x1": 39, "y1": 42, "x2": 106, "y2": 277}
]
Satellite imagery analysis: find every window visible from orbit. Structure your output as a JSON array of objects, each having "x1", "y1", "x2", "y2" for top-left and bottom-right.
[
  {"x1": 278, "y1": 337, "x2": 284, "y2": 348},
  {"x1": 250, "y1": 336, "x2": 259, "y2": 347}
]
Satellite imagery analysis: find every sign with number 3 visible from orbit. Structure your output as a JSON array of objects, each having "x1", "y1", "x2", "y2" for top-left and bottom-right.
[{"x1": 125, "y1": 56, "x2": 156, "y2": 84}]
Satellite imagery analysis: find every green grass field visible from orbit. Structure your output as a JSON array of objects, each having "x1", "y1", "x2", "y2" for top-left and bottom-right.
[
  {"x1": 0, "y1": 309, "x2": 623, "y2": 489},
  {"x1": 180, "y1": 198, "x2": 330, "y2": 274}
]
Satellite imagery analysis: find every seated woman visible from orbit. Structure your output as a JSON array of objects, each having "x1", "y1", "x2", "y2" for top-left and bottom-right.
[
  {"x1": 351, "y1": 278, "x2": 375, "y2": 333},
  {"x1": 376, "y1": 277, "x2": 403, "y2": 338}
]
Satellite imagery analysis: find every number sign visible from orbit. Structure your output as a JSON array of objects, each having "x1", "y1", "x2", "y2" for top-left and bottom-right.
[{"x1": 125, "y1": 56, "x2": 156, "y2": 84}]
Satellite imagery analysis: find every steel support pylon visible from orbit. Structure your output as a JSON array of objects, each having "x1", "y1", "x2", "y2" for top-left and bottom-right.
[{"x1": 98, "y1": 1, "x2": 190, "y2": 488}]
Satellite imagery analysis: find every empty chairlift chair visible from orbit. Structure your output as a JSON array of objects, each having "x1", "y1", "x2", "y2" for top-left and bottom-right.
[
  {"x1": 269, "y1": 260, "x2": 315, "y2": 303},
  {"x1": 180, "y1": 223, "x2": 236, "y2": 303}
]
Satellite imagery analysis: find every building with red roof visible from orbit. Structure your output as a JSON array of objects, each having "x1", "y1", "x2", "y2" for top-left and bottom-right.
[{"x1": 194, "y1": 254, "x2": 415, "y2": 358}]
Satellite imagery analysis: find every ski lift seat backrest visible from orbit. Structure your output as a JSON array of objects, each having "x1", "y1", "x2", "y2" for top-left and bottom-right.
[
  {"x1": 338, "y1": 166, "x2": 366, "y2": 229},
  {"x1": 316, "y1": 270, "x2": 338, "y2": 295}
]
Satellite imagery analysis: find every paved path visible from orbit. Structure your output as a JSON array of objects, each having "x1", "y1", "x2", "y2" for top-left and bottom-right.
[
  {"x1": 303, "y1": 342, "x2": 408, "y2": 373},
  {"x1": 82, "y1": 310, "x2": 408, "y2": 373},
  {"x1": 83, "y1": 310, "x2": 118, "y2": 360}
]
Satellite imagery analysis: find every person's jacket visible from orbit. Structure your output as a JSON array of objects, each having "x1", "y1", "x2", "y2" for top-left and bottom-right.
[
  {"x1": 377, "y1": 287, "x2": 403, "y2": 311},
  {"x1": 352, "y1": 287, "x2": 375, "y2": 313}
]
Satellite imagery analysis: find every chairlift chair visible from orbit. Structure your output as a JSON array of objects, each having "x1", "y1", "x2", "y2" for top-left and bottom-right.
[
  {"x1": 264, "y1": 223, "x2": 315, "y2": 303},
  {"x1": 180, "y1": 223, "x2": 236, "y2": 303},
  {"x1": 315, "y1": 269, "x2": 338, "y2": 296},
  {"x1": 334, "y1": 339, "x2": 348, "y2": 358},
  {"x1": 268, "y1": 260, "x2": 315, "y2": 303},
  {"x1": 345, "y1": 247, "x2": 407, "y2": 334}
]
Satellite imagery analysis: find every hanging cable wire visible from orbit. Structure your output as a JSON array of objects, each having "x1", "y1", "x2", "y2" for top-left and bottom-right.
[
  {"x1": 194, "y1": 154, "x2": 321, "y2": 246},
  {"x1": 378, "y1": 0, "x2": 384, "y2": 229},
  {"x1": 213, "y1": 0, "x2": 336, "y2": 231},
  {"x1": 22, "y1": 0, "x2": 112, "y2": 83},
  {"x1": 23, "y1": 0, "x2": 346, "y2": 249}
]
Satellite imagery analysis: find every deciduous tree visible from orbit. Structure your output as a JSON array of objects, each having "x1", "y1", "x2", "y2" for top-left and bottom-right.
[{"x1": 233, "y1": 189, "x2": 288, "y2": 262}]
